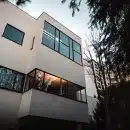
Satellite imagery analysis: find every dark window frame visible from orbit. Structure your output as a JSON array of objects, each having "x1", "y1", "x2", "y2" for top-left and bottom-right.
[
  {"x1": 24, "y1": 68, "x2": 87, "y2": 103},
  {"x1": 2, "y1": 23, "x2": 25, "y2": 45},
  {"x1": 0, "y1": 65, "x2": 25, "y2": 93},
  {"x1": 42, "y1": 21, "x2": 83, "y2": 66}
]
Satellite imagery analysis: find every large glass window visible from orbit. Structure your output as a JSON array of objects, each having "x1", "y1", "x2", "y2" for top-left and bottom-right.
[
  {"x1": 0, "y1": 66, "x2": 24, "y2": 92},
  {"x1": 3, "y1": 24, "x2": 25, "y2": 45},
  {"x1": 25, "y1": 69, "x2": 87, "y2": 103},
  {"x1": 42, "y1": 21, "x2": 82, "y2": 65}
]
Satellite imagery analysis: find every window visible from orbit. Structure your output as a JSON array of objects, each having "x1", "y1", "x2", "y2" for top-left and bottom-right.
[
  {"x1": 73, "y1": 41, "x2": 81, "y2": 54},
  {"x1": 60, "y1": 43, "x2": 69, "y2": 58},
  {"x1": 3, "y1": 24, "x2": 25, "y2": 45},
  {"x1": 0, "y1": 66, "x2": 24, "y2": 92},
  {"x1": 42, "y1": 21, "x2": 82, "y2": 65},
  {"x1": 74, "y1": 51, "x2": 82, "y2": 65},
  {"x1": 25, "y1": 69, "x2": 87, "y2": 103},
  {"x1": 42, "y1": 32, "x2": 54, "y2": 49},
  {"x1": 44, "y1": 21, "x2": 55, "y2": 37},
  {"x1": 73, "y1": 41, "x2": 82, "y2": 64}
]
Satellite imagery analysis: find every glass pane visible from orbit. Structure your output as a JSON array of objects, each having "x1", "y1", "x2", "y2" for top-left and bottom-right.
[
  {"x1": 61, "y1": 79, "x2": 68, "y2": 97},
  {"x1": 44, "y1": 22, "x2": 55, "y2": 37},
  {"x1": 56, "y1": 29, "x2": 59, "y2": 39},
  {"x1": 55, "y1": 29, "x2": 60, "y2": 51},
  {"x1": 55, "y1": 40, "x2": 59, "y2": 51},
  {"x1": 60, "y1": 32, "x2": 69, "y2": 46},
  {"x1": 35, "y1": 70, "x2": 44, "y2": 90},
  {"x1": 68, "y1": 82, "x2": 77, "y2": 100},
  {"x1": 44, "y1": 73, "x2": 61, "y2": 95},
  {"x1": 73, "y1": 41, "x2": 81, "y2": 54},
  {"x1": 42, "y1": 32, "x2": 54, "y2": 49},
  {"x1": 14, "y1": 74, "x2": 24, "y2": 92},
  {"x1": 74, "y1": 51, "x2": 82, "y2": 65},
  {"x1": 3, "y1": 24, "x2": 24, "y2": 45},
  {"x1": 28, "y1": 70, "x2": 36, "y2": 78},
  {"x1": 60, "y1": 43, "x2": 69, "y2": 58},
  {"x1": 0, "y1": 67, "x2": 15, "y2": 89}
]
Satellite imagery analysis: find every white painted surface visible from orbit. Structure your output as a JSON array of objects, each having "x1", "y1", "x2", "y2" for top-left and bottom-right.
[
  {"x1": 18, "y1": 90, "x2": 32, "y2": 117},
  {"x1": 19, "y1": 89, "x2": 89, "y2": 123},
  {"x1": 87, "y1": 96, "x2": 97, "y2": 117},
  {"x1": 0, "y1": 89, "x2": 22, "y2": 123},
  {"x1": 0, "y1": 2, "x2": 86, "y2": 87}
]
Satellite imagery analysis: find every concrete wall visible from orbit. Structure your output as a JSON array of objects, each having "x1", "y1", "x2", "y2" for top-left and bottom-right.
[
  {"x1": 0, "y1": 89, "x2": 22, "y2": 125},
  {"x1": 0, "y1": 2, "x2": 36, "y2": 74},
  {"x1": 18, "y1": 90, "x2": 32, "y2": 117},
  {"x1": 19, "y1": 89, "x2": 88, "y2": 123},
  {"x1": 87, "y1": 96, "x2": 98, "y2": 117},
  {"x1": 0, "y1": 1, "x2": 85, "y2": 87}
]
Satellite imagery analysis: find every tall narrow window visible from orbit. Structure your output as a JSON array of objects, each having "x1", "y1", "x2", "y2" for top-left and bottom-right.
[
  {"x1": 73, "y1": 41, "x2": 82, "y2": 65},
  {"x1": 60, "y1": 32, "x2": 69, "y2": 57},
  {"x1": 55, "y1": 29, "x2": 60, "y2": 51},
  {"x1": 42, "y1": 21, "x2": 55, "y2": 49},
  {"x1": 3, "y1": 24, "x2": 25, "y2": 45}
]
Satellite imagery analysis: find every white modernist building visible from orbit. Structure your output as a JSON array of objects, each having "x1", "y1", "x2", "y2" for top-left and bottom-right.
[{"x1": 0, "y1": 1, "x2": 88, "y2": 130}]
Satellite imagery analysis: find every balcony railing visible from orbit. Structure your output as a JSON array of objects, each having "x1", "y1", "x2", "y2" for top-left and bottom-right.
[{"x1": 24, "y1": 69, "x2": 87, "y2": 103}]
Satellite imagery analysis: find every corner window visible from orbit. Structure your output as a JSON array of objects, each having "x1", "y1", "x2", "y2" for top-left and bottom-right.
[
  {"x1": 25, "y1": 69, "x2": 87, "y2": 103},
  {"x1": 3, "y1": 24, "x2": 25, "y2": 45},
  {"x1": 73, "y1": 41, "x2": 81, "y2": 54},
  {"x1": 0, "y1": 66, "x2": 24, "y2": 92},
  {"x1": 74, "y1": 51, "x2": 82, "y2": 65},
  {"x1": 42, "y1": 21, "x2": 82, "y2": 65}
]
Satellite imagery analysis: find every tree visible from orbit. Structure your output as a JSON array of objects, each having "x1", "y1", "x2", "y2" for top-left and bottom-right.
[
  {"x1": 0, "y1": 0, "x2": 30, "y2": 5},
  {"x1": 62, "y1": 0, "x2": 130, "y2": 81},
  {"x1": 83, "y1": 31, "x2": 113, "y2": 130}
]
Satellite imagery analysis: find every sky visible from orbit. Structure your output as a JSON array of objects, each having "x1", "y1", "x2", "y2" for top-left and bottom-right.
[
  {"x1": 9, "y1": 0, "x2": 96, "y2": 97},
  {"x1": 10, "y1": 0, "x2": 90, "y2": 39}
]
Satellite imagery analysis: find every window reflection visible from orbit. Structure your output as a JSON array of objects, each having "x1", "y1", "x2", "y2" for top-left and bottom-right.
[
  {"x1": 25, "y1": 69, "x2": 87, "y2": 103},
  {"x1": 44, "y1": 73, "x2": 61, "y2": 95},
  {"x1": 0, "y1": 66, "x2": 24, "y2": 92},
  {"x1": 42, "y1": 21, "x2": 83, "y2": 65}
]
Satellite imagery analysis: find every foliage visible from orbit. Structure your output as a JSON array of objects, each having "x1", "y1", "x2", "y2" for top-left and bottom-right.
[
  {"x1": 93, "y1": 81, "x2": 130, "y2": 130},
  {"x1": 0, "y1": 0, "x2": 30, "y2": 5},
  {"x1": 62, "y1": 0, "x2": 130, "y2": 81}
]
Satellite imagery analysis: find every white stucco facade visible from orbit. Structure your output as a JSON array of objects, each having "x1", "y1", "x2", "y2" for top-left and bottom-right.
[
  {"x1": 19, "y1": 89, "x2": 88, "y2": 123},
  {"x1": 0, "y1": 1, "x2": 85, "y2": 87},
  {"x1": 0, "y1": 1, "x2": 88, "y2": 127}
]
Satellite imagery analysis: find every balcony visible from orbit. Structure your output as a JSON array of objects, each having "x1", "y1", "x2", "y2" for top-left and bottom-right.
[
  {"x1": 24, "y1": 68, "x2": 87, "y2": 103},
  {"x1": 18, "y1": 69, "x2": 88, "y2": 123}
]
